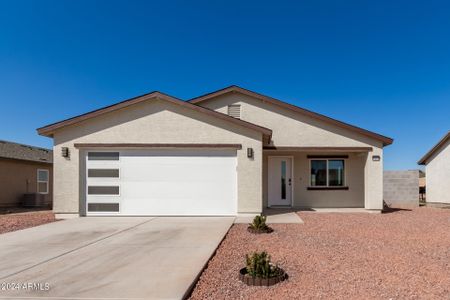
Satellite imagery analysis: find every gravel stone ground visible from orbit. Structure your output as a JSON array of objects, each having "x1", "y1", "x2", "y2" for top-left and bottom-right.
[
  {"x1": 190, "y1": 207, "x2": 450, "y2": 299},
  {"x1": 0, "y1": 210, "x2": 57, "y2": 234}
]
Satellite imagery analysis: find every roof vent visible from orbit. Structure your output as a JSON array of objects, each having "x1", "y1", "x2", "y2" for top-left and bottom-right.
[{"x1": 227, "y1": 104, "x2": 241, "y2": 119}]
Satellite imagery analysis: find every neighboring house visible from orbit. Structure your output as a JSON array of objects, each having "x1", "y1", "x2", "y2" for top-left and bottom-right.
[
  {"x1": 0, "y1": 140, "x2": 53, "y2": 207},
  {"x1": 37, "y1": 86, "x2": 393, "y2": 218},
  {"x1": 418, "y1": 131, "x2": 450, "y2": 204}
]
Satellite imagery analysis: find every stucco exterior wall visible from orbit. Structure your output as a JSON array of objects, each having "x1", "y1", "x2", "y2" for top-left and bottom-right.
[
  {"x1": 426, "y1": 139, "x2": 450, "y2": 204},
  {"x1": 0, "y1": 158, "x2": 53, "y2": 207},
  {"x1": 263, "y1": 152, "x2": 365, "y2": 208},
  {"x1": 364, "y1": 146, "x2": 384, "y2": 210},
  {"x1": 198, "y1": 93, "x2": 384, "y2": 148},
  {"x1": 197, "y1": 93, "x2": 385, "y2": 210},
  {"x1": 52, "y1": 99, "x2": 263, "y2": 216},
  {"x1": 383, "y1": 170, "x2": 419, "y2": 208}
]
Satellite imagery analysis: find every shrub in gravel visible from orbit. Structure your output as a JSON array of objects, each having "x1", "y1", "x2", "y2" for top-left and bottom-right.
[
  {"x1": 239, "y1": 251, "x2": 286, "y2": 286},
  {"x1": 248, "y1": 214, "x2": 273, "y2": 234},
  {"x1": 245, "y1": 251, "x2": 279, "y2": 278}
]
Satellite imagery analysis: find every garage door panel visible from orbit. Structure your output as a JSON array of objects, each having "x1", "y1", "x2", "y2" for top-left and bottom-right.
[
  {"x1": 121, "y1": 170, "x2": 236, "y2": 183},
  {"x1": 86, "y1": 196, "x2": 120, "y2": 201},
  {"x1": 121, "y1": 161, "x2": 236, "y2": 181},
  {"x1": 120, "y1": 149, "x2": 236, "y2": 157},
  {"x1": 86, "y1": 149, "x2": 237, "y2": 216},
  {"x1": 122, "y1": 181, "x2": 235, "y2": 199},
  {"x1": 121, "y1": 197, "x2": 235, "y2": 215}
]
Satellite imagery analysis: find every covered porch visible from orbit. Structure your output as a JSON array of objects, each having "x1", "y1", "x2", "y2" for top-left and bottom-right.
[{"x1": 262, "y1": 146, "x2": 381, "y2": 211}]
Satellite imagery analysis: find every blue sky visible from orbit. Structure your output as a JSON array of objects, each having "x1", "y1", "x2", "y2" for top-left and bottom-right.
[{"x1": 0, "y1": 0, "x2": 449, "y2": 170}]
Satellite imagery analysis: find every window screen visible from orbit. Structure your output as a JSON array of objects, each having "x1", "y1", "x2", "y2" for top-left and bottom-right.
[
  {"x1": 38, "y1": 182, "x2": 48, "y2": 194},
  {"x1": 38, "y1": 170, "x2": 49, "y2": 181}
]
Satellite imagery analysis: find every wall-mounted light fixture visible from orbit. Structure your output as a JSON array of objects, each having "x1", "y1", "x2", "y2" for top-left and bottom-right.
[
  {"x1": 372, "y1": 155, "x2": 381, "y2": 162},
  {"x1": 62, "y1": 147, "x2": 70, "y2": 158},
  {"x1": 247, "y1": 148, "x2": 254, "y2": 158}
]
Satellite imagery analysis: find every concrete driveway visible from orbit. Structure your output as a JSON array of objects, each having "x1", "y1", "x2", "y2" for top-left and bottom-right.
[{"x1": 0, "y1": 216, "x2": 234, "y2": 300}]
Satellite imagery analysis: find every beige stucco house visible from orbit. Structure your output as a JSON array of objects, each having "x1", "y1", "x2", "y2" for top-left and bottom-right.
[
  {"x1": 37, "y1": 86, "x2": 393, "y2": 218},
  {"x1": 418, "y1": 131, "x2": 450, "y2": 204}
]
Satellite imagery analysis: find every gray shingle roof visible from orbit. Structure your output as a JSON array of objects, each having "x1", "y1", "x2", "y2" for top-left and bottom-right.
[{"x1": 0, "y1": 140, "x2": 52, "y2": 164}]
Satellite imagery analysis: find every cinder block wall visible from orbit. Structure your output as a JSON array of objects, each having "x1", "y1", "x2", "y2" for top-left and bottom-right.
[{"x1": 383, "y1": 170, "x2": 419, "y2": 208}]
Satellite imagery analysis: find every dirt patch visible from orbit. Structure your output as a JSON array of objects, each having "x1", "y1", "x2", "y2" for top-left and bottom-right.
[
  {"x1": 190, "y1": 207, "x2": 450, "y2": 299},
  {"x1": 0, "y1": 210, "x2": 57, "y2": 234}
]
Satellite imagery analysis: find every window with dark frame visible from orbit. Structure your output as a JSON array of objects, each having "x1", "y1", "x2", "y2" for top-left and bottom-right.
[{"x1": 310, "y1": 159, "x2": 345, "y2": 187}]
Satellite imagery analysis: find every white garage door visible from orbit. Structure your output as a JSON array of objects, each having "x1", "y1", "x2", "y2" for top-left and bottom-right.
[{"x1": 85, "y1": 149, "x2": 237, "y2": 216}]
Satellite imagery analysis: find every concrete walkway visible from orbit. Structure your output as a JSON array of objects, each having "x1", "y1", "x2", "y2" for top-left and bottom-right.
[
  {"x1": 0, "y1": 216, "x2": 234, "y2": 300},
  {"x1": 306, "y1": 208, "x2": 381, "y2": 213},
  {"x1": 234, "y1": 209, "x2": 304, "y2": 224},
  {"x1": 234, "y1": 207, "x2": 382, "y2": 224}
]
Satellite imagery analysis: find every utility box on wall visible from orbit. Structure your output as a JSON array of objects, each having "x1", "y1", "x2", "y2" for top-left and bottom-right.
[{"x1": 383, "y1": 170, "x2": 419, "y2": 209}]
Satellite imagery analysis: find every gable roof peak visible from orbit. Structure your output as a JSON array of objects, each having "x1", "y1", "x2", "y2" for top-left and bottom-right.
[
  {"x1": 418, "y1": 131, "x2": 450, "y2": 165},
  {"x1": 189, "y1": 85, "x2": 393, "y2": 146},
  {"x1": 37, "y1": 89, "x2": 272, "y2": 138}
]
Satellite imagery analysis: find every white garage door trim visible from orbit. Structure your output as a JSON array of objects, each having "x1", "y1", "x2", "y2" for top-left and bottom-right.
[{"x1": 85, "y1": 149, "x2": 238, "y2": 216}]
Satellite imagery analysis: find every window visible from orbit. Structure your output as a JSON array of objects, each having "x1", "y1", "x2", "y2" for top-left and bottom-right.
[
  {"x1": 310, "y1": 160, "x2": 327, "y2": 186},
  {"x1": 328, "y1": 160, "x2": 345, "y2": 186},
  {"x1": 37, "y1": 169, "x2": 49, "y2": 194},
  {"x1": 88, "y1": 186, "x2": 120, "y2": 195},
  {"x1": 281, "y1": 161, "x2": 287, "y2": 199},
  {"x1": 88, "y1": 203, "x2": 120, "y2": 212},
  {"x1": 310, "y1": 159, "x2": 345, "y2": 187},
  {"x1": 88, "y1": 169, "x2": 120, "y2": 178},
  {"x1": 227, "y1": 104, "x2": 241, "y2": 119},
  {"x1": 88, "y1": 152, "x2": 119, "y2": 161}
]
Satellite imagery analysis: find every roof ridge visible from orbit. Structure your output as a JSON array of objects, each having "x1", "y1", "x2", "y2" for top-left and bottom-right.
[
  {"x1": 0, "y1": 139, "x2": 52, "y2": 152},
  {"x1": 37, "y1": 90, "x2": 272, "y2": 137},
  {"x1": 418, "y1": 131, "x2": 450, "y2": 165},
  {"x1": 189, "y1": 85, "x2": 393, "y2": 146},
  {"x1": 36, "y1": 91, "x2": 161, "y2": 132}
]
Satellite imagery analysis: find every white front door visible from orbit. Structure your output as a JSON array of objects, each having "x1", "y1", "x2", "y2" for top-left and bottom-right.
[{"x1": 268, "y1": 157, "x2": 293, "y2": 206}]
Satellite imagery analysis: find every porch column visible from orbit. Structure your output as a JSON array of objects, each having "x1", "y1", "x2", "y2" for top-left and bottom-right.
[{"x1": 364, "y1": 147, "x2": 384, "y2": 210}]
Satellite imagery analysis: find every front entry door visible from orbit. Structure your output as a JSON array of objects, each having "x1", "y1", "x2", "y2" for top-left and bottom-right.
[{"x1": 268, "y1": 157, "x2": 292, "y2": 206}]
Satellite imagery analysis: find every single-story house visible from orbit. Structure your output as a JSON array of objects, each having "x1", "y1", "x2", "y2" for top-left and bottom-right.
[
  {"x1": 418, "y1": 131, "x2": 450, "y2": 204},
  {"x1": 0, "y1": 140, "x2": 53, "y2": 207},
  {"x1": 37, "y1": 86, "x2": 393, "y2": 218}
]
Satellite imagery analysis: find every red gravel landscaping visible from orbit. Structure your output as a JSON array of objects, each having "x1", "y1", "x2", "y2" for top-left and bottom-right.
[
  {"x1": 190, "y1": 207, "x2": 450, "y2": 299},
  {"x1": 0, "y1": 210, "x2": 57, "y2": 234}
]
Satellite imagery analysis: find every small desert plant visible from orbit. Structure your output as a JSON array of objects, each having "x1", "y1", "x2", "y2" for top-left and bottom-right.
[
  {"x1": 245, "y1": 251, "x2": 282, "y2": 278},
  {"x1": 248, "y1": 214, "x2": 273, "y2": 233}
]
